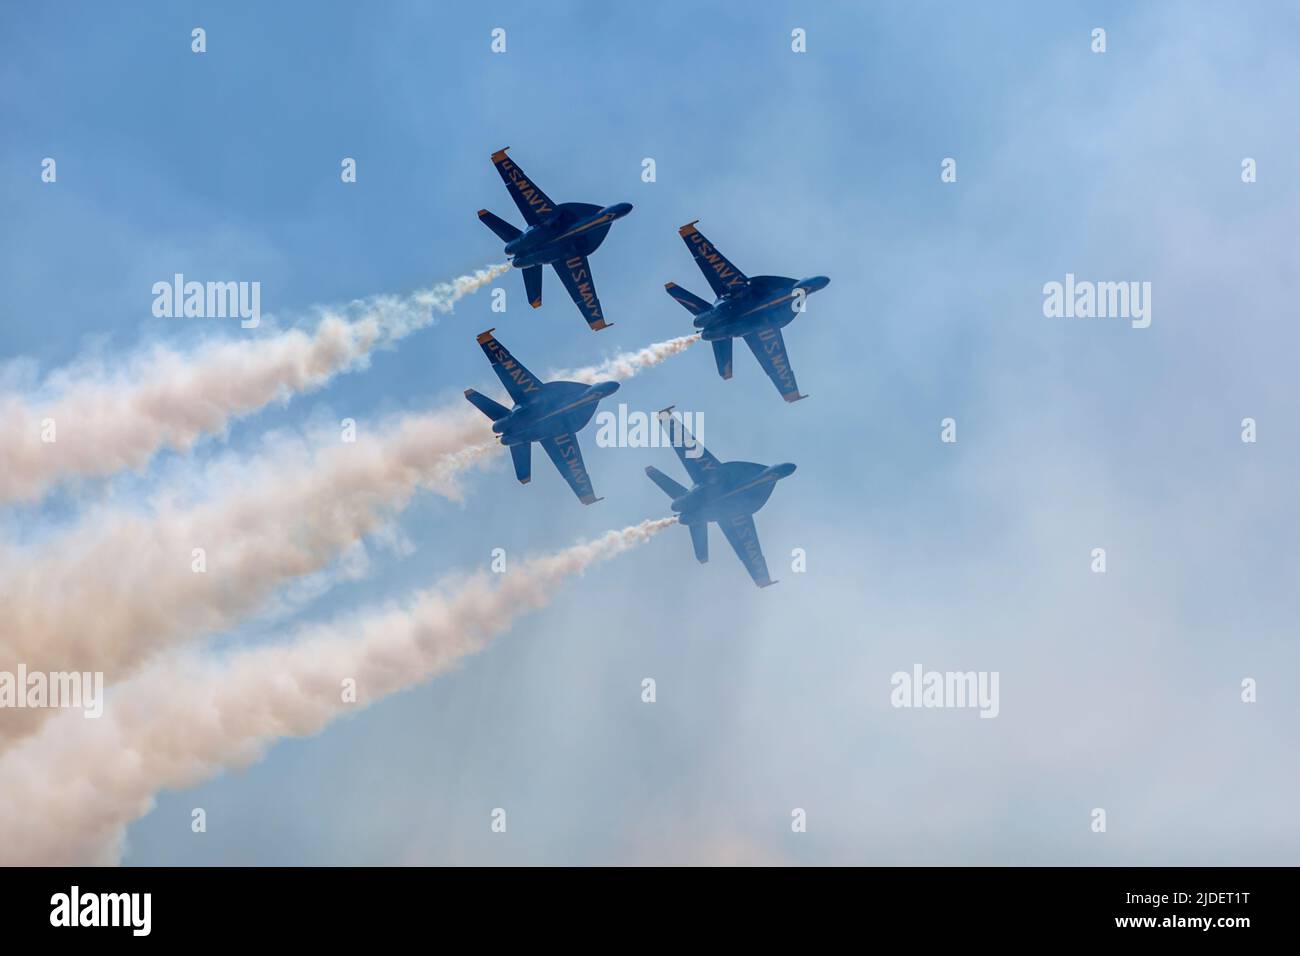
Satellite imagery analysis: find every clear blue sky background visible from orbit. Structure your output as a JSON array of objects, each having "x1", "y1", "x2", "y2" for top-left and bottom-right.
[{"x1": 2, "y1": 1, "x2": 1298, "y2": 863}]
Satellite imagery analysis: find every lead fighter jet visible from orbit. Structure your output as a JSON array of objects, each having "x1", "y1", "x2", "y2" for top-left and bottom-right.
[
  {"x1": 645, "y1": 408, "x2": 796, "y2": 588},
  {"x1": 477, "y1": 148, "x2": 633, "y2": 331},
  {"x1": 464, "y1": 329, "x2": 619, "y2": 504},
  {"x1": 664, "y1": 221, "x2": 830, "y2": 402}
]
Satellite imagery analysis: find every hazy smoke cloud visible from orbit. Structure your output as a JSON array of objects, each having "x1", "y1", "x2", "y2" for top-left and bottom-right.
[
  {"x1": 0, "y1": 519, "x2": 674, "y2": 865},
  {"x1": 0, "y1": 263, "x2": 509, "y2": 505}
]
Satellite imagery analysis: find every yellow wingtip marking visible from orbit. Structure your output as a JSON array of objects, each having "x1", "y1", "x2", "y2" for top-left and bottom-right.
[
  {"x1": 491, "y1": 147, "x2": 511, "y2": 163},
  {"x1": 475, "y1": 328, "x2": 497, "y2": 344},
  {"x1": 678, "y1": 220, "x2": 700, "y2": 237}
]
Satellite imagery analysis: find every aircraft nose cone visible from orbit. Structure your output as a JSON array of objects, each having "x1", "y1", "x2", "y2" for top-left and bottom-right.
[
  {"x1": 771, "y1": 462, "x2": 797, "y2": 480},
  {"x1": 800, "y1": 276, "x2": 830, "y2": 293},
  {"x1": 606, "y1": 202, "x2": 634, "y2": 219},
  {"x1": 590, "y1": 380, "x2": 620, "y2": 399}
]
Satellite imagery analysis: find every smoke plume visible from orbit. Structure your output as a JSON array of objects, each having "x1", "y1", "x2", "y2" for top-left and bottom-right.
[
  {"x1": 0, "y1": 519, "x2": 674, "y2": 865},
  {"x1": 0, "y1": 263, "x2": 509, "y2": 505}
]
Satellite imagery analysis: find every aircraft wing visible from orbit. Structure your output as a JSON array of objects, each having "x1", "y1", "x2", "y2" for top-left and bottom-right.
[
  {"x1": 743, "y1": 327, "x2": 807, "y2": 403},
  {"x1": 718, "y1": 513, "x2": 775, "y2": 588},
  {"x1": 656, "y1": 407, "x2": 722, "y2": 485},
  {"x1": 476, "y1": 329, "x2": 543, "y2": 405},
  {"x1": 491, "y1": 148, "x2": 556, "y2": 227},
  {"x1": 678, "y1": 221, "x2": 749, "y2": 298},
  {"x1": 539, "y1": 431, "x2": 601, "y2": 504},
  {"x1": 553, "y1": 256, "x2": 609, "y2": 330}
]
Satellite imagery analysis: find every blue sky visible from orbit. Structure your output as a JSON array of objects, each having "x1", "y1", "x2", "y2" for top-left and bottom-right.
[{"x1": 2, "y1": 0, "x2": 1299, "y2": 864}]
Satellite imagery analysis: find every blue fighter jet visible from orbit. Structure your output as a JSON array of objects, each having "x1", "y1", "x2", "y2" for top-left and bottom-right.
[
  {"x1": 477, "y1": 148, "x2": 633, "y2": 331},
  {"x1": 645, "y1": 407, "x2": 796, "y2": 588},
  {"x1": 464, "y1": 329, "x2": 619, "y2": 504},
  {"x1": 664, "y1": 221, "x2": 830, "y2": 402}
]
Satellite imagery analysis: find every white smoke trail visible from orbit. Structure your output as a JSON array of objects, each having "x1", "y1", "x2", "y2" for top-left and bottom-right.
[
  {"x1": 551, "y1": 333, "x2": 700, "y2": 383},
  {"x1": 0, "y1": 334, "x2": 695, "y2": 747},
  {"x1": 0, "y1": 405, "x2": 495, "y2": 746},
  {"x1": 0, "y1": 518, "x2": 675, "y2": 865},
  {"x1": 0, "y1": 263, "x2": 510, "y2": 506}
]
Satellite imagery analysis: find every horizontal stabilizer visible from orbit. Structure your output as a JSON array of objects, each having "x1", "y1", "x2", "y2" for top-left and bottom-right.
[
  {"x1": 711, "y1": 338, "x2": 733, "y2": 380},
  {"x1": 689, "y1": 522, "x2": 709, "y2": 564},
  {"x1": 645, "y1": 465, "x2": 688, "y2": 500},
  {"x1": 464, "y1": 388, "x2": 510, "y2": 421},
  {"x1": 523, "y1": 265, "x2": 543, "y2": 308},
  {"x1": 477, "y1": 208, "x2": 522, "y2": 243},
  {"x1": 510, "y1": 442, "x2": 531, "y2": 484},
  {"x1": 664, "y1": 282, "x2": 712, "y2": 316}
]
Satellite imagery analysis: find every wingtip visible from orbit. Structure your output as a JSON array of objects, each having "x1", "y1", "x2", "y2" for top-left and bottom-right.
[
  {"x1": 664, "y1": 281, "x2": 678, "y2": 291},
  {"x1": 784, "y1": 392, "x2": 809, "y2": 403},
  {"x1": 657, "y1": 404, "x2": 677, "y2": 418},
  {"x1": 476, "y1": 208, "x2": 489, "y2": 218},
  {"x1": 579, "y1": 494, "x2": 604, "y2": 506},
  {"x1": 589, "y1": 319, "x2": 612, "y2": 331},
  {"x1": 476, "y1": 328, "x2": 497, "y2": 344},
  {"x1": 529, "y1": 298, "x2": 542, "y2": 309},
  {"x1": 518, "y1": 477, "x2": 531, "y2": 485},
  {"x1": 678, "y1": 219, "x2": 700, "y2": 237},
  {"x1": 758, "y1": 578, "x2": 780, "y2": 589},
  {"x1": 491, "y1": 147, "x2": 510, "y2": 163}
]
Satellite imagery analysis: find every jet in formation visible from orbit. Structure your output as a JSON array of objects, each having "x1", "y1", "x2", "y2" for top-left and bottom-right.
[
  {"x1": 664, "y1": 221, "x2": 830, "y2": 402},
  {"x1": 477, "y1": 148, "x2": 633, "y2": 331},
  {"x1": 645, "y1": 408, "x2": 796, "y2": 588},
  {"x1": 464, "y1": 329, "x2": 618, "y2": 504}
]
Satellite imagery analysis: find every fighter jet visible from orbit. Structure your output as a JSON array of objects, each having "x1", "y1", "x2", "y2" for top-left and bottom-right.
[
  {"x1": 645, "y1": 407, "x2": 796, "y2": 588},
  {"x1": 464, "y1": 329, "x2": 618, "y2": 504},
  {"x1": 477, "y1": 148, "x2": 633, "y2": 331},
  {"x1": 664, "y1": 221, "x2": 830, "y2": 402}
]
